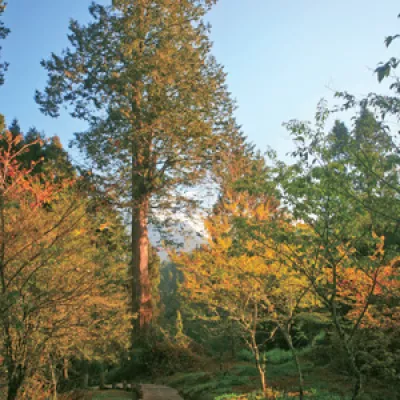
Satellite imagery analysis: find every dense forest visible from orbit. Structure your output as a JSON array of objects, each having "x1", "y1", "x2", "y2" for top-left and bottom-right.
[{"x1": 0, "y1": 1, "x2": 399, "y2": 400}]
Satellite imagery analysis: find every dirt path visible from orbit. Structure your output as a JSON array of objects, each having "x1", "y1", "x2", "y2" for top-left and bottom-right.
[{"x1": 141, "y1": 384, "x2": 183, "y2": 400}]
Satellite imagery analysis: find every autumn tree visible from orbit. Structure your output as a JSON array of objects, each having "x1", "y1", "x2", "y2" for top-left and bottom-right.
[
  {"x1": 36, "y1": 0, "x2": 236, "y2": 339},
  {"x1": 249, "y1": 102, "x2": 400, "y2": 400},
  {"x1": 173, "y1": 202, "x2": 273, "y2": 397},
  {"x1": 198, "y1": 131, "x2": 314, "y2": 397},
  {"x1": 0, "y1": 129, "x2": 129, "y2": 400},
  {"x1": 47, "y1": 199, "x2": 131, "y2": 395},
  {"x1": 174, "y1": 184, "x2": 312, "y2": 399}
]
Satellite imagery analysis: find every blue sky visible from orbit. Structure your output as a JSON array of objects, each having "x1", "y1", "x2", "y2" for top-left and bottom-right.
[{"x1": 0, "y1": 0, "x2": 399, "y2": 161}]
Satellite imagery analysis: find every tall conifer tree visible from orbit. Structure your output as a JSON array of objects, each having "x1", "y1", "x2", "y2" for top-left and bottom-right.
[
  {"x1": 0, "y1": 0, "x2": 9, "y2": 86},
  {"x1": 36, "y1": 0, "x2": 236, "y2": 339}
]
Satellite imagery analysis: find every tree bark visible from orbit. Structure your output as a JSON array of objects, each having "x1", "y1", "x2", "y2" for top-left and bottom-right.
[
  {"x1": 251, "y1": 333, "x2": 268, "y2": 397},
  {"x1": 131, "y1": 195, "x2": 152, "y2": 340},
  {"x1": 63, "y1": 358, "x2": 69, "y2": 380},
  {"x1": 331, "y1": 303, "x2": 363, "y2": 399},
  {"x1": 230, "y1": 320, "x2": 236, "y2": 359},
  {"x1": 7, "y1": 383, "x2": 19, "y2": 400},
  {"x1": 50, "y1": 359, "x2": 58, "y2": 400},
  {"x1": 6, "y1": 367, "x2": 24, "y2": 400},
  {"x1": 82, "y1": 361, "x2": 89, "y2": 389},
  {"x1": 283, "y1": 330, "x2": 304, "y2": 400},
  {"x1": 99, "y1": 366, "x2": 106, "y2": 390},
  {"x1": 253, "y1": 346, "x2": 267, "y2": 396}
]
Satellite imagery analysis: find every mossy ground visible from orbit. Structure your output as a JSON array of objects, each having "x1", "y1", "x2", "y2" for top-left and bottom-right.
[{"x1": 159, "y1": 350, "x2": 399, "y2": 400}]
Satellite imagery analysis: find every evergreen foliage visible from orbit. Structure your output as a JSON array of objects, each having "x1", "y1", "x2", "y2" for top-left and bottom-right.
[
  {"x1": 0, "y1": 0, "x2": 9, "y2": 85},
  {"x1": 37, "y1": 0, "x2": 238, "y2": 338}
]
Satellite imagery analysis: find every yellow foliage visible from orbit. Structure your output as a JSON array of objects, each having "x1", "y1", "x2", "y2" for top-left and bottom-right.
[
  {"x1": 173, "y1": 190, "x2": 311, "y2": 330},
  {"x1": 0, "y1": 135, "x2": 130, "y2": 397}
]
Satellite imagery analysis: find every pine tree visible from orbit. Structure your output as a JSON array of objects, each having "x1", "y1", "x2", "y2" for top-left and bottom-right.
[
  {"x1": 8, "y1": 119, "x2": 21, "y2": 137},
  {"x1": 328, "y1": 120, "x2": 349, "y2": 160},
  {"x1": 0, "y1": 0, "x2": 9, "y2": 85},
  {"x1": 36, "y1": 0, "x2": 236, "y2": 339},
  {"x1": 0, "y1": 121, "x2": 75, "y2": 179}
]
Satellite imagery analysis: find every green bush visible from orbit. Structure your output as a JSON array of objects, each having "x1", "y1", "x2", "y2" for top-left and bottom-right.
[
  {"x1": 355, "y1": 329, "x2": 400, "y2": 381},
  {"x1": 107, "y1": 338, "x2": 206, "y2": 382},
  {"x1": 168, "y1": 372, "x2": 212, "y2": 388},
  {"x1": 293, "y1": 312, "x2": 331, "y2": 347},
  {"x1": 265, "y1": 349, "x2": 293, "y2": 365},
  {"x1": 142, "y1": 340, "x2": 206, "y2": 377},
  {"x1": 236, "y1": 348, "x2": 254, "y2": 362},
  {"x1": 230, "y1": 365, "x2": 258, "y2": 377},
  {"x1": 219, "y1": 375, "x2": 251, "y2": 387}
]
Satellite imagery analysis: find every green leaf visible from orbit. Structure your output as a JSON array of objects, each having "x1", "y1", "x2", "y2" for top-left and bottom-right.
[{"x1": 375, "y1": 63, "x2": 391, "y2": 82}]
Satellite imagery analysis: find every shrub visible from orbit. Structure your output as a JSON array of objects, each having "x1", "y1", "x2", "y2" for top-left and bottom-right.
[
  {"x1": 236, "y1": 349, "x2": 254, "y2": 362},
  {"x1": 293, "y1": 312, "x2": 331, "y2": 347},
  {"x1": 265, "y1": 349, "x2": 293, "y2": 365},
  {"x1": 354, "y1": 329, "x2": 400, "y2": 382},
  {"x1": 142, "y1": 340, "x2": 206, "y2": 376},
  {"x1": 230, "y1": 365, "x2": 259, "y2": 377},
  {"x1": 168, "y1": 372, "x2": 212, "y2": 388}
]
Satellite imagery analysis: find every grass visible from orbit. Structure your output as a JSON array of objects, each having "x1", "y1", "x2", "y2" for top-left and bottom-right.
[
  {"x1": 160, "y1": 347, "x2": 400, "y2": 400},
  {"x1": 88, "y1": 390, "x2": 134, "y2": 399},
  {"x1": 163, "y1": 370, "x2": 255, "y2": 399}
]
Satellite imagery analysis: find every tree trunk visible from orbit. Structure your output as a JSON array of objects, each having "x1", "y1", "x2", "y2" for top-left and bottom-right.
[
  {"x1": 283, "y1": 331, "x2": 304, "y2": 400},
  {"x1": 50, "y1": 359, "x2": 58, "y2": 400},
  {"x1": 332, "y1": 310, "x2": 363, "y2": 399},
  {"x1": 131, "y1": 195, "x2": 152, "y2": 341},
  {"x1": 342, "y1": 335, "x2": 363, "y2": 400},
  {"x1": 4, "y1": 330, "x2": 24, "y2": 400},
  {"x1": 230, "y1": 320, "x2": 236, "y2": 359},
  {"x1": 6, "y1": 368, "x2": 24, "y2": 400},
  {"x1": 7, "y1": 382, "x2": 19, "y2": 400},
  {"x1": 99, "y1": 366, "x2": 106, "y2": 390},
  {"x1": 254, "y1": 351, "x2": 267, "y2": 396},
  {"x1": 128, "y1": 0, "x2": 152, "y2": 344},
  {"x1": 251, "y1": 335, "x2": 268, "y2": 397},
  {"x1": 63, "y1": 358, "x2": 69, "y2": 380},
  {"x1": 257, "y1": 364, "x2": 267, "y2": 396},
  {"x1": 82, "y1": 361, "x2": 89, "y2": 389}
]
